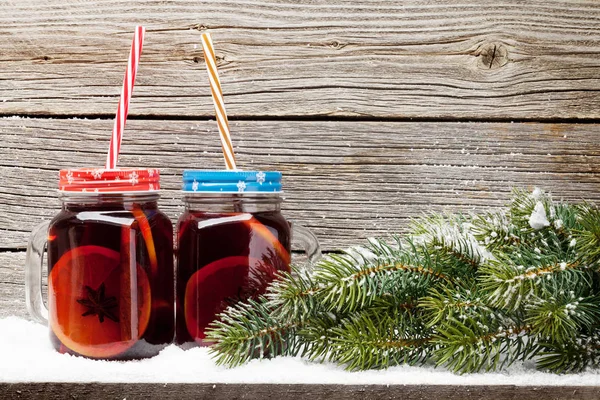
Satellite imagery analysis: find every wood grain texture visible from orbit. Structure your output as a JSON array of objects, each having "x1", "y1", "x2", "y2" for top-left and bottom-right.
[
  {"x1": 2, "y1": 1, "x2": 600, "y2": 119},
  {"x1": 0, "y1": 252, "x2": 26, "y2": 319},
  {"x1": 1, "y1": 383, "x2": 600, "y2": 400},
  {"x1": 1, "y1": 117, "x2": 598, "y2": 250}
]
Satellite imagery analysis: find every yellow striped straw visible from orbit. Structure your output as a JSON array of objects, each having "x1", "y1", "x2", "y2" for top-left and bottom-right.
[{"x1": 201, "y1": 32, "x2": 237, "y2": 170}]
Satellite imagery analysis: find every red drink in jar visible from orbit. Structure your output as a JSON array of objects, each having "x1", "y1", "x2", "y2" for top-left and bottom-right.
[
  {"x1": 25, "y1": 168, "x2": 174, "y2": 359},
  {"x1": 176, "y1": 170, "x2": 320, "y2": 346}
]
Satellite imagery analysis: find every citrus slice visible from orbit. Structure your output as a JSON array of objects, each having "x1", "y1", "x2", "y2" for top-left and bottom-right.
[
  {"x1": 131, "y1": 206, "x2": 158, "y2": 277},
  {"x1": 185, "y1": 256, "x2": 273, "y2": 342},
  {"x1": 48, "y1": 245, "x2": 151, "y2": 359},
  {"x1": 244, "y1": 217, "x2": 291, "y2": 266}
]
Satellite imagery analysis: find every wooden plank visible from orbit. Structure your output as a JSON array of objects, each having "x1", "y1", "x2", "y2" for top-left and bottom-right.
[
  {"x1": 2, "y1": 1, "x2": 600, "y2": 119},
  {"x1": 1, "y1": 118, "x2": 598, "y2": 250},
  {"x1": 1, "y1": 383, "x2": 600, "y2": 400},
  {"x1": 1, "y1": 252, "x2": 30, "y2": 319}
]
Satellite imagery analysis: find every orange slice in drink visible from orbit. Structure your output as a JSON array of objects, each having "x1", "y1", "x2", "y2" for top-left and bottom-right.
[
  {"x1": 185, "y1": 256, "x2": 272, "y2": 342},
  {"x1": 244, "y1": 217, "x2": 291, "y2": 266},
  {"x1": 131, "y1": 206, "x2": 158, "y2": 277},
  {"x1": 48, "y1": 245, "x2": 151, "y2": 359}
]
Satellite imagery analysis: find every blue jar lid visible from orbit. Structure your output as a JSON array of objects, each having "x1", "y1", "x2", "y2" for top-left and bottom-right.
[{"x1": 182, "y1": 170, "x2": 282, "y2": 193}]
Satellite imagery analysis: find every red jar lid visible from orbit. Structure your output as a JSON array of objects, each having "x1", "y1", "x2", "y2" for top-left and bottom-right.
[{"x1": 58, "y1": 168, "x2": 160, "y2": 193}]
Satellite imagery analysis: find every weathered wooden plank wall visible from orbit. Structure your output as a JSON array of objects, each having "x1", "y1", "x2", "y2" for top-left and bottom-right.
[
  {"x1": 1, "y1": 1, "x2": 599, "y2": 397},
  {"x1": 1, "y1": 118, "x2": 599, "y2": 251},
  {"x1": 3, "y1": 1, "x2": 600, "y2": 119},
  {"x1": 1, "y1": 0, "x2": 599, "y2": 317}
]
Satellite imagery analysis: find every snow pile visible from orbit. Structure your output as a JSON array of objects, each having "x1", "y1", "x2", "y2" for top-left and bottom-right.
[
  {"x1": 1, "y1": 317, "x2": 600, "y2": 385},
  {"x1": 529, "y1": 202, "x2": 550, "y2": 230}
]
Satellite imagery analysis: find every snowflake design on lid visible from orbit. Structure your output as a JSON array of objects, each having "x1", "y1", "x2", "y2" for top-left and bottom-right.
[
  {"x1": 237, "y1": 181, "x2": 246, "y2": 192},
  {"x1": 114, "y1": 176, "x2": 121, "y2": 181},
  {"x1": 192, "y1": 180, "x2": 199, "y2": 192},
  {"x1": 148, "y1": 169, "x2": 155, "y2": 177},
  {"x1": 66, "y1": 170, "x2": 74, "y2": 184},
  {"x1": 256, "y1": 171, "x2": 266, "y2": 185},
  {"x1": 129, "y1": 171, "x2": 139, "y2": 185},
  {"x1": 149, "y1": 183, "x2": 155, "y2": 191},
  {"x1": 91, "y1": 169, "x2": 104, "y2": 180}
]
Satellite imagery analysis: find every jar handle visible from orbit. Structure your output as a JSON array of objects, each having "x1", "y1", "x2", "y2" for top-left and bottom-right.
[
  {"x1": 291, "y1": 223, "x2": 321, "y2": 272},
  {"x1": 25, "y1": 221, "x2": 49, "y2": 324}
]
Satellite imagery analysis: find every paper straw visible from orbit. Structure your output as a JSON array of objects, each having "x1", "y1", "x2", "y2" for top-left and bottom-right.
[
  {"x1": 106, "y1": 26, "x2": 146, "y2": 170},
  {"x1": 201, "y1": 32, "x2": 237, "y2": 170}
]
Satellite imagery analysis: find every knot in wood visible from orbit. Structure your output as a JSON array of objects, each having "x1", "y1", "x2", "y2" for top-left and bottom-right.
[
  {"x1": 329, "y1": 40, "x2": 346, "y2": 50},
  {"x1": 478, "y1": 43, "x2": 508, "y2": 70},
  {"x1": 215, "y1": 54, "x2": 226, "y2": 64}
]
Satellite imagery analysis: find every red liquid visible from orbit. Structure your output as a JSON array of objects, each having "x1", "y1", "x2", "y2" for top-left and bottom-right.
[
  {"x1": 176, "y1": 211, "x2": 291, "y2": 346},
  {"x1": 47, "y1": 201, "x2": 174, "y2": 360}
]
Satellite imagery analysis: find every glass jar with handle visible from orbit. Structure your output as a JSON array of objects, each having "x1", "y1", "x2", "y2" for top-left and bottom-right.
[
  {"x1": 176, "y1": 170, "x2": 321, "y2": 346},
  {"x1": 25, "y1": 168, "x2": 174, "y2": 360}
]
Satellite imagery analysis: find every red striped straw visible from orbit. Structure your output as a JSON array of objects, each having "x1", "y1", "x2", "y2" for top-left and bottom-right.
[
  {"x1": 106, "y1": 26, "x2": 146, "y2": 170},
  {"x1": 201, "y1": 32, "x2": 237, "y2": 170}
]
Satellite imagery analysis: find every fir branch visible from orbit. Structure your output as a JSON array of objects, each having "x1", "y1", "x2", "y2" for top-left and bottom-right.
[
  {"x1": 434, "y1": 319, "x2": 534, "y2": 374},
  {"x1": 526, "y1": 295, "x2": 600, "y2": 344},
  {"x1": 206, "y1": 297, "x2": 303, "y2": 367},
  {"x1": 272, "y1": 239, "x2": 455, "y2": 316},
  {"x1": 420, "y1": 285, "x2": 495, "y2": 328},
  {"x1": 305, "y1": 306, "x2": 433, "y2": 371},
  {"x1": 411, "y1": 214, "x2": 486, "y2": 271},
  {"x1": 574, "y1": 204, "x2": 600, "y2": 268},
  {"x1": 479, "y1": 249, "x2": 584, "y2": 312},
  {"x1": 508, "y1": 188, "x2": 580, "y2": 249},
  {"x1": 315, "y1": 248, "x2": 450, "y2": 313},
  {"x1": 509, "y1": 187, "x2": 552, "y2": 231},
  {"x1": 471, "y1": 211, "x2": 521, "y2": 253},
  {"x1": 206, "y1": 187, "x2": 600, "y2": 375},
  {"x1": 267, "y1": 267, "x2": 323, "y2": 321},
  {"x1": 537, "y1": 332, "x2": 600, "y2": 373}
]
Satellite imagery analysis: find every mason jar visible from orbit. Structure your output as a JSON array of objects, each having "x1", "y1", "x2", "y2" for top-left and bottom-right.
[
  {"x1": 25, "y1": 168, "x2": 174, "y2": 360},
  {"x1": 176, "y1": 170, "x2": 320, "y2": 346}
]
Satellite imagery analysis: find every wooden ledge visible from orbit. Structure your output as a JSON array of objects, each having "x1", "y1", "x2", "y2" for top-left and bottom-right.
[{"x1": 1, "y1": 383, "x2": 599, "y2": 400}]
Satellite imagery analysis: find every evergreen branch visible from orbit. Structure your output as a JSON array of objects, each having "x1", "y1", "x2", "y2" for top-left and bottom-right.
[
  {"x1": 272, "y1": 240, "x2": 454, "y2": 315},
  {"x1": 537, "y1": 332, "x2": 600, "y2": 373},
  {"x1": 471, "y1": 211, "x2": 521, "y2": 253},
  {"x1": 526, "y1": 296, "x2": 600, "y2": 344},
  {"x1": 574, "y1": 204, "x2": 600, "y2": 268},
  {"x1": 508, "y1": 188, "x2": 580, "y2": 250},
  {"x1": 206, "y1": 297, "x2": 303, "y2": 367},
  {"x1": 420, "y1": 285, "x2": 495, "y2": 328},
  {"x1": 411, "y1": 214, "x2": 486, "y2": 271},
  {"x1": 509, "y1": 187, "x2": 552, "y2": 231},
  {"x1": 206, "y1": 187, "x2": 600, "y2": 375},
  {"x1": 316, "y1": 253, "x2": 450, "y2": 313},
  {"x1": 434, "y1": 319, "x2": 534, "y2": 374},
  {"x1": 480, "y1": 250, "x2": 583, "y2": 311},
  {"x1": 305, "y1": 306, "x2": 433, "y2": 371},
  {"x1": 267, "y1": 268, "x2": 323, "y2": 321}
]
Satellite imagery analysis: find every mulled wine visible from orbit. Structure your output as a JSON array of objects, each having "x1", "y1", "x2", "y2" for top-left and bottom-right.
[
  {"x1": 25, "y1": 168, "x2": 175, "y2": 360},
  {"x1": 47, "y1": 199, "x2": 174, "y2": 359},
  {"x1": 176, "y1": 209, "x2": 291, "y2": 346}
]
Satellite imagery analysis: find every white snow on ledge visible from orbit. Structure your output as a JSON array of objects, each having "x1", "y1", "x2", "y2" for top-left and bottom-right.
[{"x1": 1, "y1": 317, "x2": 600, "y2": 386}]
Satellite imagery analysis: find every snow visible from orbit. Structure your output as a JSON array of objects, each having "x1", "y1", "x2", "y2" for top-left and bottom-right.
[
  {"x1": 528, "y1": 202, "x2": 550, "y2": 230},
  {"x1": 1, "y1": 318, "x2": 600, "y2": 386}
]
